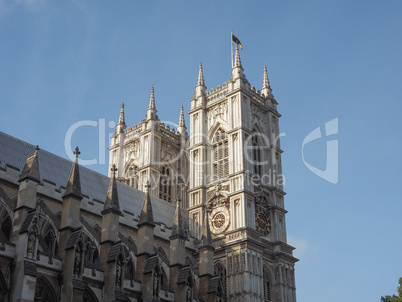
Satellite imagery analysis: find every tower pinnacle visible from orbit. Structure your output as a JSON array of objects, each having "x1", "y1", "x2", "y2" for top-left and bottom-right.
[
  {"x1": 63, "y1": 147, "x2": 82, "y2": 200},
  {"x1": 146, "y1": 86, "x2": 158, "y2": 120},
  {"x1": 177, "y1": 103, "x2": 187, "y2": 135},
  {"x1": 197, "y1": 62, "x2": 205, "y2": 87},
  {"x1": 102, "y1": 164, "x2": 121, "y2": 214},
  {"x1": 262, "y1": 63, "x2": 272, "y2": 96}
]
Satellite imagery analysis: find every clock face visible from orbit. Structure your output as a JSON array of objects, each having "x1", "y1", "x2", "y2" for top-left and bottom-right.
[
  {"x1": 210, "y1": 207, "x2": 230, "y2": 235},
  {"x1": 256, "y1": 210, "x2": 271, "y2": 236}
]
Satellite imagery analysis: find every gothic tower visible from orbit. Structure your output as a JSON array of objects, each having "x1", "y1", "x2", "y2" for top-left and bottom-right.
[{"x1": 188, "y1": 46, "x2": 297, "y2": 301}]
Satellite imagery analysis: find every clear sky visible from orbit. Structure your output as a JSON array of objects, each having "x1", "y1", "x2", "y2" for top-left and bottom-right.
[{"x1": 1, "y1": 0, "x2": 401, "y2": 301}]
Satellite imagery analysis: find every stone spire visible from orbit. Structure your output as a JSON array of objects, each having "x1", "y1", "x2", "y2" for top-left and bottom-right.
[
  {"x1": 200, "y1": 208, "x2": 213, "y2": 247},
  {"x1": 171, "y1": 198, "x2": 186, "y2": 238},
  {"x1": 138, "y1": 181, "x2": 155, "y2": 227},
  {"x1": 18, "y1": 145, "x2": 40, "y2": 183},
  {"x1": 117, "y1": 101, "x2": 126, "y2": 131},
  {"x1": 177, "y1": 103, "x2": 187, "y2": 135},
  {"x1": 233, "y1": 44, "x2": 242, "y2": 69},
  {"x1": 102, "y1": 164, "x2": 121, "y2": 214},
  {"x1": 63, "y1": 147, "x2": 83, "y2": 200},
  {"x1": 197, "y1": 61, "x2": 205, "y2": 87},
  {"x1": 261, "y1": 63, "x2": 272, "y2": 96},
  {"x1": 231, "y1": 44, "x2": 244, "y2": 80},
  {"x1": 195, "y1": 62, "x2": 206, "y2": 97},
  {"x1": 146, "y1": 86, "x2": 158, "y2": 120}
]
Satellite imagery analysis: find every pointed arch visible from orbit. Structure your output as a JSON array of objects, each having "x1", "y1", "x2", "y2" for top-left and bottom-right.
[
  {"x1": 83, "y1": 286, "x2": 99, "y2": 302},
  {"x1": 1, "y1": 215, "x2": 12, "y2": 242},
  {"x1": 0, "y1": 270, "x2": 7, "y2": 302},
  {"x1": 34, "y1": 276, "x2": 57, "y2": 302},
  {"x1": 214, "y1": 261, "x2": 227, "y2": 301},
  {"x1": 211, "y1": 127, "x2": 229, "y2": 180},
  {"x1": 263, "y1": 264, "x2": 275, "y2": 302},
  {"x1": 124, "y1": 159, "x2": 140, "y2": 189},
  {"x1": 207, "y1": 120, "x2": 229, "y2": 141},
  {"x1": 159, "y1": 163, "x2": 174, "y2": 202}
]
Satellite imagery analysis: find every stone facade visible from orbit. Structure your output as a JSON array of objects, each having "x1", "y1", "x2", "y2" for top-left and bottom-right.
[{"x1": 0, "y1": 47, "x2": 297, "y2": 301}]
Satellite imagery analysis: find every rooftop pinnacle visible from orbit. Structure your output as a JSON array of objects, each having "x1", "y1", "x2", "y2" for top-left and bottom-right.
[
  {"x1": 102, "y1": 164, "x2": 121, "y2": 214},
  {"x1": 63, "y1": 147, "x2": 83, "y2": 200}
]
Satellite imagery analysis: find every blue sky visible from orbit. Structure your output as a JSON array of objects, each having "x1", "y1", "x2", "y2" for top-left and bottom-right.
[{"x1": 1, "y1": 0, "x2": 401, "y2": 301}]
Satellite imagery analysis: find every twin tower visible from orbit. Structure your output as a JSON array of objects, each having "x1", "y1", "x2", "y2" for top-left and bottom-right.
[{"x1": 108, "y1": 45, "x2": 297, "y2": 301}]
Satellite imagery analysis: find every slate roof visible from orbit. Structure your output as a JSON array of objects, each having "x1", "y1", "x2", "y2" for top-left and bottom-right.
[
  {"x1": 0, "y1": 131, "x2": 188, "y2": 229},
  {"x1": 207, "y1": 275, "x2": 222, "y2": 294},
  {"x1": 24, "y1": 260, "x2": 37, "y2": 277},
  {"x1": 20, "y1": 210, "x2": 37, "y2": 234},
  {"x1": 0, "y1": 186, "x2": 15, "y2": 211},
  {"x1": 177, "y1": 266, "x2": 191, "y2": 284},
  {"x1": 143, "y1": 255, "x2": 158, "y2": 274},
  {"x1": 66, "y1": 229, "x2": 82, "y2": 249}
]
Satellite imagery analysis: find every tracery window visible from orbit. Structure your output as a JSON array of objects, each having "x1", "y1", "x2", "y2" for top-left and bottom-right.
[
  {"x1": 213, "y1": 128, "x2": 229, "y2": 180},
  {"x1": 263, "y1": 267, "x2": 272, "y2": 302},
  {"x1": 214, "y1": 263, "x2": 227, "y2": 301},
  {"x1": 159, "y1": 166, "x2": 172, "y2": 202},
  {"x1": 252, "y1": 129, "x2": 262, "y2": 178},
  {"x1": 43, "y1": 226, "x2": 58, "y2": 255},
  {"x1": 34, "y1": 277, "x2": 57, "y2": 302},
  {"x1": 1, "y1": 215, "x2": 11, "y2": 241}
]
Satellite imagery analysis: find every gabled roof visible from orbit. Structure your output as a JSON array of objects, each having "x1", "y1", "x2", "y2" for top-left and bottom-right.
[
  {"x1": 177, "y1": 266, "x2": 191, "y2": 284},
  {"x1": 143, "y1": 254, "x2": 159, "y2": 274},
  {"x1": 0, "y1": 131, "x2": 188, "y2": 229},
  {"x1": 65, "y1": 229, "x2": 83, "y2": 250},
  {"x1": 0, "y1": 186, "x2": 15, "y2": 211},
  {"x1": 207, "y1": 275, "x2": 222, "y2": 294}
]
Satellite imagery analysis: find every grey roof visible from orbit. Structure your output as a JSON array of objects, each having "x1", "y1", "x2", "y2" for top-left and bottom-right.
[
  {"x1": 143, "y1": 255, "x2": 158, "y2": 274},
  {"x1": 66, "y1": 229, "x2": 82, "y2": 250},
  {"x1": 20, "y1": 210, "x2": 36, "y2": 234},
  {"x1": 177, "y1": 266, "x2": 191, "y2": 284},
  {"x1": 0, "y1": 186, "x2": 15, "y2": 211},
  {"x1": 207, "y1": 275, "x2": 222, "y2": 294},
  {"x1": 107, "y1": 243, "x2": 128, "y2": 263},
  {"x1": 0, "y1": 131, "x2": 187, "y2": 229}
]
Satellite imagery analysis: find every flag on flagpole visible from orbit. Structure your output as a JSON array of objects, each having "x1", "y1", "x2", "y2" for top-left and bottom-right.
[{"x1": 232, "y1": 33, "x2": 243, "y2": 49}]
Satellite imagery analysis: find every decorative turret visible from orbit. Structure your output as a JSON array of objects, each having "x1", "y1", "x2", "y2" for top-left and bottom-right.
[
  {"x1": 117, "y1": 101, "x2": 126, "y2": 133},
  {"x1": 63, "y1": 147, "x2": 83, "y2": 201},
  {"x1": 231, "y1": 44, "x2": 244, "y2": 80},
  {"x1": 136, "y1": 182, "x2": 156, "y2": 283},
  {"x1": 169, "y1": 198, "x2": 187, "y2": 290},
  {"x1": 261, "y1": 64, "x2": 272, "y2": 97},
  {"x1": 171, "y1": 198, "x2": 186, "y2": 239},
  {"x1": 16, "y1": 145, "x2": 41, "y2": 211},
  {"x1": 102, "y1": 164, "x2": 121, "y2": 215},
  {"x1": 198, "y1": 208, "x2": 215, "y2": 300},
  {"x1": 101, "y1": 165, "x2": 121, "y2": 244},
  {"x1": 18, "y1": 145, "x2": 40, "y2": 184},
  {"x1": 137, "y1": 182, "x2": 155, "y2": 255},
  {"x1": 177, "y1": 103, "x2": 187, "y2": 136},
  {"x1": 195, "y1": 62, "x2": 206, "y2": 97},
  {"x1": 58, "y1": 147, "x2": 83, "y2": 262},
  {"x1": 60, "y1": 147, "x2": 83, "y2": 230},
  {"x1": 146, "y1": 86, "x2": 158, "y2": 120}
]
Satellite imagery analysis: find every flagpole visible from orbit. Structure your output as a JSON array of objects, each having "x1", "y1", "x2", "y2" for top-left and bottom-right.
[{"x1": 231, "y1": 29, "x2": 233, "y2": 68}]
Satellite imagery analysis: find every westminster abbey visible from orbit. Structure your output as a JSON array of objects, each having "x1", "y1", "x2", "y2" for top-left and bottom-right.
[{"x1": 0, "y1": 46, "x2": 297, "y2": 301}]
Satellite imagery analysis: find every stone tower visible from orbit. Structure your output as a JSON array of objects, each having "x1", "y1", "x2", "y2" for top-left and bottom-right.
[
  {"x1": 187, "y1": 46, "x2": 297, "y2": 301},
  {"x1": 108, "y1": 87, "x2": 189, "y2": 207}
]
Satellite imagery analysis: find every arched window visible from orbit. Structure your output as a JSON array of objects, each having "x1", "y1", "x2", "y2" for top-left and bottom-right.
[
  {"x1": 214, "y1": 263, "x2": 227, "y2": 301},
  {"x1": 93, "y1": 249, "x2": 100, "y2": 269},
  {"x1": 1, "y1": 215, "x2": 11, "y2": 241},
  {"x1": 43, "y1": 227, "x2": 58, "y2": 255},
  {"x1": 34, "y1": 276, "x2": 57, "y2": 302},
  {"x1": 128, "y1": 164, "x2": 139, "y2": 189},
  {"x1": 83, "y1": 286, "x2": 99, "y2": 302},
  {"x1": 84, "y1": 241, "x2": 92, "y2": 267},
  {"x1": 252, "y1": 129, "x2": 262, "y2": 177},
  {"x1": 125, "y1": 258, "x2": 135, "y2": 281},
  {"x1": 263, "y1": 266, "x2": 272, "y2": 302},
  {"x1": 213, "y1": 128, "x2": 229, "y2": 180},
  {"x1": 159, "y1": 166, "x2": 172, "y2": 202},
  {"x1": 160, "y1": 267, "x2": 168, "y2": 290}
]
